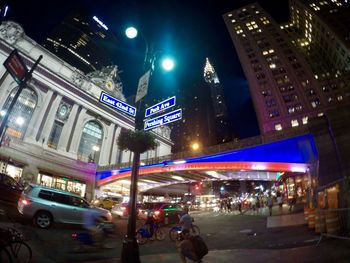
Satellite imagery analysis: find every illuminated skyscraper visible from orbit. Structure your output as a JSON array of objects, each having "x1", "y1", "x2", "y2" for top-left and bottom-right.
[
  {"x1": 223, "y1": 2, "x2": 349, "y2": 135},
  {"x1": 43, "y1": 12, "x2": 115, "y2": 73},
  {"x1": 203, "y1": 58, "x2": 232, "y2": 143}
]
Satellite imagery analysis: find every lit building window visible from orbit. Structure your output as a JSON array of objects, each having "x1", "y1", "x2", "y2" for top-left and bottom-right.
[
  {"x1": 337, "y1": 95, "x2": 343, "y2": 101},
  {"x1": 275, "y1": 124, "x2": 282, "y2": 131},
  {"x1": 302, "y1": 116, "x2": 308, "y2": 124},
  {"x1": 78, "y1": 121, "x2": 103, "y2": 163},
  {"x1": 228, "y1": 13, "x2": 233, "y2": 17},
  {"x1": 291, "y1": 119, "x2": 299, "y2": 127},
  {"x1": 269, "y1": 63, "x2": 276, "y2": 69},
  {"x1": 317, "y1": 112, "x2": 324, "y2": 117},
  {"x1": 1, "y1": 87, "x2": 37, "y2": 139},
  {"x1": 260, "y1": 17, "x2": 270, "y2": 25}
]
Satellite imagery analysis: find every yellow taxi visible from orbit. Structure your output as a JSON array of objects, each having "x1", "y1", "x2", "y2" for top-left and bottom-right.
[{"x1": 92, "y1": 196, "x2": 123, "y2": 210}]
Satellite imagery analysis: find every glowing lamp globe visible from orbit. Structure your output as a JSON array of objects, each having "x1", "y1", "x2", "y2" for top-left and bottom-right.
[
  {"x1": 162, "y1": 58, "x2": 175, "y2": 71},
  {"x1": 125, "y1": 27, "x2": 138, "y2": 39}
]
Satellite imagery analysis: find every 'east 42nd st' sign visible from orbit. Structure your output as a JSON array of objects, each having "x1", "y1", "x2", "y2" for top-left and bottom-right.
[
  {"x1": 99, "y1": 92, "x2": 136, "y2": 117},
  {"x1": 144, "y1": 108, "x2": 182, "y2": 131}
]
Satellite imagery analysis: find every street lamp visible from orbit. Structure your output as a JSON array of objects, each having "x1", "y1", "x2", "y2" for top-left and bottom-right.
[
  {"x1": 121, "y1": 27, "x2": 175, "y2": 263},
  {"x1": 92, "y1": 145, "x2": 100, "y2": 163},
  {"x1": 191, "y1": 141, "x2": 200, "y2": 151}
]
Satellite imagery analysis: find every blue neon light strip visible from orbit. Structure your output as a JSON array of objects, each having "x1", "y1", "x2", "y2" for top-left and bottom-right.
[{"x1": 97, "y1": 134, "x2": 318, "y2": 180}]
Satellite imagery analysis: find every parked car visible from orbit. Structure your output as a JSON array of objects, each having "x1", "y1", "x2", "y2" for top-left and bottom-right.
[
  {"x1": 0, "y1": 173, "x2": 23, "y2": 203},
  {"x1": 111, "y1": 202, "x2": 141, "y2": 218},
  {"x1": 91, "y1": 195, "x2": 123, "y2": 210},
  {"x1": 18, "y1": 184, "x2": 112, "y2": 229},
  {"x1": 138, "y1": 202, "x2": 184, "y2": 224}
]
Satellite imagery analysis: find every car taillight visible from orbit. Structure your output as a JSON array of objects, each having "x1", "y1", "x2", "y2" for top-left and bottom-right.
[
  {"x1": 21, "y1": 199, "x2": 30, "y2": 205},
  {"x1": 154, "y1": 210, "x2": 160, "y2": 216}
]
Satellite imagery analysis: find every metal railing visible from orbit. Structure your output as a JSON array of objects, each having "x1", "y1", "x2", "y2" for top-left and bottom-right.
[{"x1": 316, "y1": 208, "x2": 350, "y2": 245}]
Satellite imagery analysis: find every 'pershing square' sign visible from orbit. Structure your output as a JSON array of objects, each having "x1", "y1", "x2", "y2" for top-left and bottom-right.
[
  {"x1": 144, "y1": 109, "x2": 182, "y2": 131},
  {"x1": 99, "y1": 92, "x2": 136, "y2": 117}
]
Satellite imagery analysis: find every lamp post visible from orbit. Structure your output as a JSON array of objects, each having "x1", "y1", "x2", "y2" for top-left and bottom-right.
[
  {"x1": 92, "y1": 145, "x2": 100, "y2": 163},
  {"x1": 120, "y1": 27, "x2": 174, "y2": 263}
]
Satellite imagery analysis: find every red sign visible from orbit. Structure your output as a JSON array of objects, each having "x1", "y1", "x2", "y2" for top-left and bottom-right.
[{"x1": 3, "y1": 49, "x2": 28, "y2": 83}]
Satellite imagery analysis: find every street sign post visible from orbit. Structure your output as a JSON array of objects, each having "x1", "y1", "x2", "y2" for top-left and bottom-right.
[
  {"x1": 0, "y1": 49, "x2": 42, "y2": 146},
  {"x1": 145, "y1": 96, "x2": 176, "y2": 118},
  {"x1": 99, "y1": 91, "x2": 136, "y2": 117},
  {"x1": 144, "y1": 108, "x2": 182, "y2": 130}
]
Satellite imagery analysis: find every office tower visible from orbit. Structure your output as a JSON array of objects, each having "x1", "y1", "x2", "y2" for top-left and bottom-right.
[
  {"x1": 223, "y1": 3, "x2": 349, "y2": 135},
  {"x1": 43, "y1": 12, "x2": 115, "y2": 73},
  {"x1": 282, "y1": 0, "x2": 350, "y2": 103},
  {"x1": 171, "y1": 82, "x2": 215, "y2": 153},
  {"x1": 204, "y1": 58, "x2": 232, "y2": 143}
]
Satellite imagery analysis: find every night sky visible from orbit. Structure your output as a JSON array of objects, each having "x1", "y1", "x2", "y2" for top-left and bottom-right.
[{"x1": 4, "y1": 0, "x2": 290, "y2": 138}]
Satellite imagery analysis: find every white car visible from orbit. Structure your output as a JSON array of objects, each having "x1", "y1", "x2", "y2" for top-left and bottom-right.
[{"x1": 18, "y1": 184, "x2": 112, "y2": 229}]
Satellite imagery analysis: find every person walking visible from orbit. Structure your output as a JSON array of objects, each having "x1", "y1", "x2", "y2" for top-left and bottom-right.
[
  {"x1": 176, "y1": 229, "x2": 202, "y2": 263},
  {"x1": 277, "y1": 194, "x2": 283, "y2": 213},
  {"x1": 267, "y1": 195, "x2": 273, "y2": 216}
]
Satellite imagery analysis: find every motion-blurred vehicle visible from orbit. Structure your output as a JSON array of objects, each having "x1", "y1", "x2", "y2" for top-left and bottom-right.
[
  {"x1": 111, "y1": 202, "x2": 141, "y2": 218},
  {"x1": 0, "y1": 173, "x2": 23, "y2": 203},
  {"x1": 138, "y1": 202, "x2": 183, "y2": 225},
  {"x1": 91, "y1": 195, "x2": 123, "y2": 210},
  {"x1": 18, "y1": 184, "x2": 112, "y2": 229}
]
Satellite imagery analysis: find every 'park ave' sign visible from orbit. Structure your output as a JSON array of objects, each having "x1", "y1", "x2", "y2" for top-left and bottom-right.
[{"x1": 145, "y1": 96, "x2": 176, "y2": 117}]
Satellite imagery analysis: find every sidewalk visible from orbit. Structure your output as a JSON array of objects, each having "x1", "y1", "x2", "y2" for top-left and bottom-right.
[{"x1": 83, "y1": 239, "x2": 350, "y2": 263}]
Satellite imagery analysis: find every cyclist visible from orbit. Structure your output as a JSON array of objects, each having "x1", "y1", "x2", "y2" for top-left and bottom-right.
[
  {"x1": 83, "y1": 208, "x2": 104, "y2": 246},
  {"x1": 144, "y1": 208, "x2": 156, "y2": 239},
  {"x1": 179, "y1": 206, "x2": 192, "y2": 232}
]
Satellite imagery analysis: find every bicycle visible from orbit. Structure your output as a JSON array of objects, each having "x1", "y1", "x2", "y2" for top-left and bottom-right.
[
  {"x1": 0, "y1": 227, "x2": 32, "y2": 263},
  {"x1": 169, "y1": 224, "x2": 200, "y2": 242},
  {"x1": 136, "y1": 221, "x2": 165, "y2": 245}
]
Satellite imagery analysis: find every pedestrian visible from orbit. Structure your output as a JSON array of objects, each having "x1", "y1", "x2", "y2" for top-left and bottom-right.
[
  {"x1": 289, "y1": 193, "x2": 297, "y2": 212},
  {"x1": 238, "y1": 199, "x2": 242, "y2": 214},
  {"x1": 176, "y1": 229, "x2": 202, "y2": 263},
  {"x1": 251, "y1": 196, "x2": 257, "y2": 211},
  {"x1": 277, "y1": 194, "x2": 283, "y2": 213},
  {"x1": 256, "y1": 196, "x2": 261, "y2": 213},
  {"x1": 267, "y1": 195, "x2": 273, "y2": 216}
]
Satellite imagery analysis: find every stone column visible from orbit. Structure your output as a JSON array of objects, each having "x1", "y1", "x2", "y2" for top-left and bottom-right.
[
  {"x1": 111, "y1": 126, "x2": 122, "y2": 164},
  {"x1": 25, "y1": 90, "x2": 54, "y2": 142},
  {"x1": 57, "y1": 104, "x2": 79, "y2": 152},
  {"x1": 69, "y1": 108, "x2": 87, "y2": 154},
  {"x1": 0, "y1": 77, "x2": 15, "y2": 110},
  {"x1": 99, "y1": 123, "x2": 115, "y2": 166},
  {"x1": 40, "y1": 94, "x2": 62, "y2": 146},
  {"x1": 22, "y1": 165, "x2": 40, "y2": 184}
]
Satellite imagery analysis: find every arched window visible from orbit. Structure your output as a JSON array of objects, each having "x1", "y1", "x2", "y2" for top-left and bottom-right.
[
  {"x1": 77, "y1": 120, "x2": 103, "y2": 163},
  {"x1": 0, "y1": 87, "x2": 37, "y2": 139}
]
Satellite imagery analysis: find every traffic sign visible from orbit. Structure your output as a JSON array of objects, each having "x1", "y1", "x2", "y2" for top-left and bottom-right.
[
  {"x1": 145, "y1": 96, "x2": 176, "y2": 117},
  {"x1": 144, "y1": 108, "x2": 182, "y2": 131},
  {"x1": 3, "y1": 49, "x2": 27, "y2": 84},
  {"x1": 135, "y1": 70, "x2": 150, "y2": 103},
  {"x1": 99, "y1": 92, "x2": 136, "y2": 117}
]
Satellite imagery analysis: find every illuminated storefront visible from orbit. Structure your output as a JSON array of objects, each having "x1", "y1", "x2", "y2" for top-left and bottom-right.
[{"x1": 37, "y1": 173, "x2": 86, "y2": 197}]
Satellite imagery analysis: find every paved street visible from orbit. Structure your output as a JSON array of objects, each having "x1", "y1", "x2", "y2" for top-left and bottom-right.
[{"x1": 1, "y1": 201, "x2": 350, "y2": 262}]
